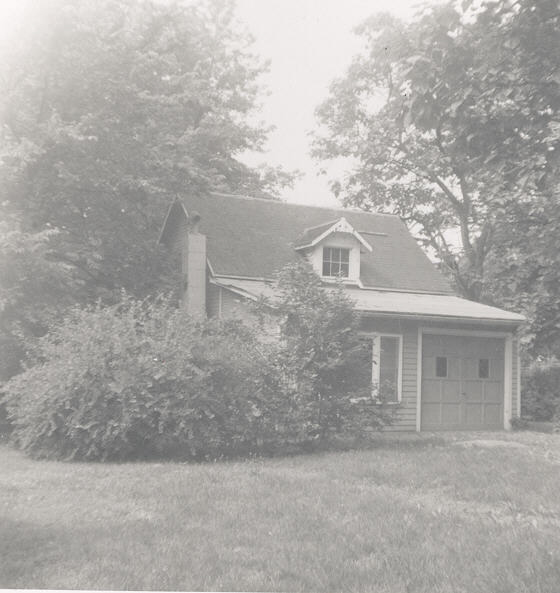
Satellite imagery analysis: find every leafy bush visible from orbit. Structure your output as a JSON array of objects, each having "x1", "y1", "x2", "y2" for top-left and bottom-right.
[
  {"x1": 2, "y1": 296, "x2": 284, "y2": 460},
  {"x1": 521, "y1": 360, "x2": 560, "y2": 421},
  {"x1": 3, "y1": 265, "x2": 390, "y2": 461},
  {"x1": 262, "y1": 260, "x2": 392, "y2": 440},
  {"x1": 510, "y1": 416, "x2": 530, "y2": 431}
]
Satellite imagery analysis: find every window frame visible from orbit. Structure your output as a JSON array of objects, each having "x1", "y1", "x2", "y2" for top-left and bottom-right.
[
  {"x1": 369, "y1": 333, "x2": 403, "y2": 404},
  {"x1": 322, "y1": 246, "x2": 350, "y2": 278}
]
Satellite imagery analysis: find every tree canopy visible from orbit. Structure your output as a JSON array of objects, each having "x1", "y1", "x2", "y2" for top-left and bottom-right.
[
  {"x1": 1, "y1": 0, "x2": 292, "y2": 301},
  {"x1": 0, "y1": 0, "x2": 295, "y2": 378},
  {"x1": 313, "y1": 0, "x2": 560, "y2": 354}
]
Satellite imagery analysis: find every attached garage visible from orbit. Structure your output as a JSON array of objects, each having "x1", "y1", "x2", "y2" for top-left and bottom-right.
[{"x1": 421, "y1": 333, "x2": 507, "y2": 431}]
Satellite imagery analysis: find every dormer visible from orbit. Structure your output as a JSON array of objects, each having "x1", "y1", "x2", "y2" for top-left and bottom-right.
[{"x1": 294, "y1": 217, "x2": 372, "y2": 283}]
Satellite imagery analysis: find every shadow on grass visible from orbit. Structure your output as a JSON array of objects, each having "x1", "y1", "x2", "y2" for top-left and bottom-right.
[{"x1": 0, "y1": 430, "x2": 449, "y2": 467}]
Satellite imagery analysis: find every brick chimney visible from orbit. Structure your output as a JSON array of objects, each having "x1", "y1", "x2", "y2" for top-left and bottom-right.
[{"x1": 184, "y1": 212, "x2": 207, "y2": 317}]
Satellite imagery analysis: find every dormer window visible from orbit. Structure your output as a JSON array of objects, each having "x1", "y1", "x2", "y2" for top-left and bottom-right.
[
  {"x1": 294, "y1": 217, "x2": 372, "y2": 283},
  {"x1": 322, "y1": 247, "x2": 350, "y2": 277}
]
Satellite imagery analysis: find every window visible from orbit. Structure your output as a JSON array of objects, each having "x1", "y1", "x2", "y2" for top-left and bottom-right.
[
  {"x1": 435, "y1": 356, "x2": 447, "y2": 378},
  {"x1": 370, "y1": 334, "x2": 402, "y2": 403},
  {"x1": 479, "y1": 358, "x2": 490, "y2": 379},
  {"x1": 322, "y1": 247, "x2": 349, "y2": 277}
]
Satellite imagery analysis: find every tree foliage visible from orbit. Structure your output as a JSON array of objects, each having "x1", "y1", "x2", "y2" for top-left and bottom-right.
[
  {"x1": 0, "y1": 0, "x2": 292, "y2": 302},
  {"x1": 0, "y1": 206, "x2": 72, "y2": 380},
  {"x1": 0, "y1": 0, "x2": 295, "y2": 378},
  {"x1": 264, "y1": 260, "x2": 391, "y2": 438},
  {"x1": 313, "y1": 0, "x2": 560, "y2": 319},
  {"x1": 3, "y1": 279, "x2": 389, "y2": 460},
  {"x1": 520, "y1": 360, "x2": 560, "y2": 422},
  {"x1": 2, "y1": 296, "x2": 277, "y2": 460}
]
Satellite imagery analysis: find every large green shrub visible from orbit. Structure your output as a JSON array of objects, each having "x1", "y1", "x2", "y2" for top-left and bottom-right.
[
  {"x1": 263, "y1": 261, "x2": 392, "y2": 440},
  {"x1": 3, "y1": 267, "x2": 390, "y2": 461},
  {"x1": 2, "y1": 297, "x2": 281, "y2": 460},
  {"x1": 521, "y1": 360, "x2": 560, "y2": 421}
]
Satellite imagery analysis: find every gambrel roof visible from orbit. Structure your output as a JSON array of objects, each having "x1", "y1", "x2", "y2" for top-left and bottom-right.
[{"x1": 161, "y1": 192, "x2": 454, "y2": 294}]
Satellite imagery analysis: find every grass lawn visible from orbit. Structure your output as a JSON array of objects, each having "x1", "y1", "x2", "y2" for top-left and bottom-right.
[{"x1": 2, "y1": 431, "x2": 560, "y2": 592}]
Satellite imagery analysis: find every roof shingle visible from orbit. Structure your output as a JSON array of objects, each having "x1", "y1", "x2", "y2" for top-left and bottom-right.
[{"x1": 165, "y1": 192, "x2": 454, "y2": 294}]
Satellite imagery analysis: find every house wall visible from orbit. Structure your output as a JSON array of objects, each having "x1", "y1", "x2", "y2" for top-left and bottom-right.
[
  {"x1": 206, "y1": 292, "x2": 521, "y2": 431},
  {"x1": 207, "y1": 284, "x2": 265, "y2": 323},
  {"x1": 360, "y1": 316, "x2": 521, "y2": 431},
  {"x1": 218, "y1": 287, "x2": 259, "y2": 323},
  {"x1": 360, "y1": 317, "x2": 419, "y2": 431},
  {"x1": 207, "y1": 282, "x2": 221, "y2": 317}
]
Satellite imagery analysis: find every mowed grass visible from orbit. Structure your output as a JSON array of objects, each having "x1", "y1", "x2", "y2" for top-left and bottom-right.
[{"x1": 2, "y1": 432, "x2": 560, "y2": 592}]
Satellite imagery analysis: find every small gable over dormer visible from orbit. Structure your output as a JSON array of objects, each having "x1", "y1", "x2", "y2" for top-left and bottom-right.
[{"x1": 294, "y1": 217, "x2": 372, "y2": 283}]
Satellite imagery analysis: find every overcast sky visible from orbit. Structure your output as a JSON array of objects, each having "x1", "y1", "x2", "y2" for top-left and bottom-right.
[
  {"x1": 0, "y1": 0, "x2": 438, "y2": 207},
  {"x1": 235, "y1": 0, "x2": 438, "y2": 206}
]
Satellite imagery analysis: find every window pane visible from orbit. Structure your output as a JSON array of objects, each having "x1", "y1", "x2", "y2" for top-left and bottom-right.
[
  {"x1": 379, "y1": 336, "x2": 399, "y2": 402},
  {"x1": 322, "y1": 247, "x2": 350, "y2": 277},
  {"x1": 479, "y1": 358, "x2": 490, "y2": 379},
  {"x1": 436, "y1": 356, "x2": 447, "y2": 378}
]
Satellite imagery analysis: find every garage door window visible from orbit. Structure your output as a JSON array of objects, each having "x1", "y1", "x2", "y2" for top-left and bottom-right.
[
  {"x1": 371, "y1": 334, "x2": 402, "y2": 403},
  {"x1": 479, "y1": 358, "x2": 490, "y2": 379},
  {"x1": 436, "y1": 356, "x2": 448, "y2": 378}
]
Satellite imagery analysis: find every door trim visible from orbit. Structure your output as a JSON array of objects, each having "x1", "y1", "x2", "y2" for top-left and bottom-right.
[{"x1": 418, "y1": 327, "x2": 514, "y2": 431}]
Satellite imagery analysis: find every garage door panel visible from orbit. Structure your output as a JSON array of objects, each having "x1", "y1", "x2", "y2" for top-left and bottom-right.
[
  {"x1": 422, "y1": 379, "x2": 441, "y2": 402},
  {"x1": 484, "y1": 382, "x2": 502, "y2": 402},
  {"x1": 441, "y1": 404, "x2": 461, "y2": 424},
  {"x1": 462, "y1": 358, "x2": 479, "y2": 378},
  {"x1": 448, "y1": 357, "x2": 461, "y2": 379},
  {"x1": 422, "y1": 356, "x2": 435, "y2": 378},
  {"x1": 442, "y1": 380, "x2": 461, "y2": 400},
  {"x1": 422, "y1": 403, "x2": 442, "y2": 425},
  {"x1": 463, "y1": 381, "x2": 483, "y2": 400},
  {"x1": 483, "y1": 404, "x2": 502, "y2": 426},
  {"x1": 465, "y1": 404, "x2": 483, "y2": 425},
  {"x1": 422, "y1": 339, "x2": 441, "y2": 358},
  {"x1": 421, "y1": 334, "x2": 504, "y2": 431},
  {"x1": 490, "y1": 360, "x2": 504, "y2": 380}
]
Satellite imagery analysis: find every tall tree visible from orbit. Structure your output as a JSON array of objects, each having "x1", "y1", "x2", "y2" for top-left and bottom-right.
[
  {"x1": 0, "y1": 0, "x2": 292, "y2": 302},
  {"x1": 313, "y1": 0, "x2": 560, "y2": 307},
  {"x1": 0, "y1": 0, "x2": 294, "y2": 381},
  {"x1": 0, "y1": 206, "x2": 71, "y2": 380}
]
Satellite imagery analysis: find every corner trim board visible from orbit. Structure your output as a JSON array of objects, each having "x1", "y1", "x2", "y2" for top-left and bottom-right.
[
  {"x1": 504, "y1": 334, "x2": 513, "y2": 430},
  {"x1": 416, "y1": 327, "x2": 422, "y2": 432},
  {"x1": 516, "y1": 342, "x2": 521, "y2": 417}
]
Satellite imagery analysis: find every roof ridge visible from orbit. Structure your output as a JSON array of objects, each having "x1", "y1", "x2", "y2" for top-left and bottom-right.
[{"x1": 208, "y1": 191, "x2": 400, "y2": 218}]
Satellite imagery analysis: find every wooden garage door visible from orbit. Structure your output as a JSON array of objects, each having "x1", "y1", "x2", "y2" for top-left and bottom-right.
[{"x1": 421, "y1": 334, "x2": 504, "y2": 430}]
